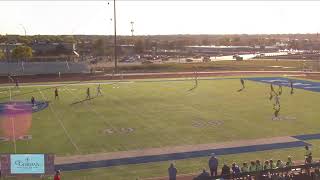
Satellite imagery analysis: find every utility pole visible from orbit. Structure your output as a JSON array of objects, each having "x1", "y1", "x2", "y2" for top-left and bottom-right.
[
  {"x1": 5, "y1": 34, "x2": 9, "y2": 60},
  {"x1": 5, "y1": 34, "x2": 10, "y2": 77},
  {"x1": 130, "y1": 21, "x2": 134, "y2": 36},
  {"x1": 113, "y1": 0, "x2": 118, "y2": 74},
  {"x1": 19, "y1": 24, "x2": 26, "y2": 37}
]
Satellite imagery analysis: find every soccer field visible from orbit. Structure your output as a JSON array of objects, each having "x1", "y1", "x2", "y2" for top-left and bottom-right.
[{"x1": 0, "y1": 77, "x2": 319, "y2": 156}]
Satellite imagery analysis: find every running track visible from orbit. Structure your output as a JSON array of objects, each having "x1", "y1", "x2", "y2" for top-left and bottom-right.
[{"x1": 54, "y1": 133, "x2": 320, "y2": 171}]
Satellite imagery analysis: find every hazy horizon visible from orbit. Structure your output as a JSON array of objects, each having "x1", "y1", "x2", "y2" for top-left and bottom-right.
[{"x1": 1, "y1": 1, "x2": 320, "y2": 36}]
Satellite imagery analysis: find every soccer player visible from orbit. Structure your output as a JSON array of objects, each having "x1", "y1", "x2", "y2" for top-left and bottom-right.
[
  {"x1": 194, "y1": 71, "x2": 198, "y2": 88},
  {"x1": 269, "y1": 159, "x2": 276, "y2": 169},
  {"x1": 286, "y1": 156, "x2": 294, "y2": 167},
  {"x1": 238, "y1": 78, "x2": 245, "y2": 92},
  {"x1": 272, "y1": 104, "x2": 281, "y2": 120},
  {"x1": 304, "y1": 145, "x2": 312, "y2": 160},
  {"x1": 97, "y1": 84, "x2": 102, "y2": 96},
  {"x1": 290, "y1": 80, "x2": 294, "y2": 94},
  {"x1": 249, "y1": 161, "x2": 256, "y2": 172},
  {"x1": 31, "y1": 96, "x2": 35, "y2": 106},
  {"x1": 241, "y1": 162, "x2": 249, "y2": 173},
  {"x1": 269, "y1": 92, "x2": 273, "y2": 100},
  {"x1": 276, "y1": 160, "x2": 284, "y2": 168},
  {"x1": 255, "y1": 160, "x2": 263, "y2": 171},
  {"x1": 15, "y1": 79, "x2": 19, "y2": 89},
  {"x1": 54, "y1": 88, "x2": 59, "y2": 100},
  {"x1": 86, "y1": 87, "x2": 91, "y2": 99},
  {"x1": 263, "y1": 160, "x2": 270, "y2": 170},
  {"x1": 270, "y1": 83, "x2": 275, "y2": 93},
  {"x1": 240, "y1": 79, "x2": 245, "y2": 89},
  {"x1": 278, "y1": 85, "x2": 282, "y2": 95},
  {"x1": 274, "y1": 94, "x2": 280, "y2": 107}
]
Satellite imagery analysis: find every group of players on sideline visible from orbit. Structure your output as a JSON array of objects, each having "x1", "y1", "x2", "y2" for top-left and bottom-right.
[{"x1": 168, "y1": 145, "x2": 313, "y2": 180}]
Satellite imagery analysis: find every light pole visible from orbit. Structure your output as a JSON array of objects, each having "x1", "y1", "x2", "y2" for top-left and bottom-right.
[
  {"x1": 113, "y1": 0, "x2": 118, "y2": 74},
  {"x1": 19, "y1": 24, "x2": 27, "y2": 36},
  {"x1": 130, "y1": 21, "x2": 134, "y2": 36}
]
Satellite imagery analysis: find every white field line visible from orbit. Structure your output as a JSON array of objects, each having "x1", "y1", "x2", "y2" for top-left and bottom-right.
[
  {"x1": 0, "y1": 81, "x2": 133, "y2": 89},
  {"x1": 63, "y1": 87, "x2": 127, "y2": 151},
  {"x1": 8, "y1": 87, "x2": 17, "y2": 153},
  {"x1": 38, "y1": 88, "x2": 81, "y2": 153},
  {"x1": 10, "y1": 115, "x2": 17, "y2": 153}
]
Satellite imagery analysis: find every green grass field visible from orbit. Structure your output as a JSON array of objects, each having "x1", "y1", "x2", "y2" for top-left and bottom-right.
[{"x1": 0, "y1": 77, "x2": 319, "y2": 179}]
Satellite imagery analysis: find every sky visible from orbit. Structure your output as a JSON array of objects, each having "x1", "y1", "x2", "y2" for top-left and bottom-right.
[{"x1": 1, "y1": 1, "x2": 320, "y2": 35}]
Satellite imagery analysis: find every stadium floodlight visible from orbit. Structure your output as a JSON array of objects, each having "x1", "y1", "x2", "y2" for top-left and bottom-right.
[{"x1": 19, "y1": 24, "x2": 27, "y2": 36}]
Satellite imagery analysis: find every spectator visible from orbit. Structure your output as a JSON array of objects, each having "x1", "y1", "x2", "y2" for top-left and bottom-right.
[
  {"x1": 221, "y1": 163, "x2": 231, "y2": 178},
  {"x1": 286, "y1": 156, "x2": 294, "y2": 167},
  {"x1": 249, "y1": 161, "x2": 256, "y2": 172},
  {"x1": 305, "y1": 145, "x2": 312, "y2": 157},
  {"x1": 305, "y1": 155, "x2": 313, "y2": 176},
  {"x1": 305, "y1": 155, "x2": 312, "y2": 164},
  {"x1": 231, "y1": 162, "x2": 241, "y2": 175},
  {"x1": 313, "y1": 168, "x2": 320, "y2": 179},
  {"x1": 193, "y1": 169, "x2": 210, "y2": 180},
  {"x1": 168, "y1": 163, "x2": 177, "y2": 180},
  {"x1": 276, "y1": 160, "x2": 284, "y2": 168},
  {"x1": 208, "y1": 153, "x2": 218, "y2": 177},
  {"x1": 241, "y1": 162, "x2": 249, "y2": 173},
  {"x1": 256, "y1": 160, "x2": 263, "y2": 171},
  {"x1": 54, "y1": 170, "x2": 61, "y2": 180},
  {"x1": 270, "y1": 159, "x2": 276, "y2": 169},
  {"x1": 264, "y1": 160, "x2": 270, "y2": 170},
  {"x1": 305, "y1": 146, "x2": 312, "y2": 162}
]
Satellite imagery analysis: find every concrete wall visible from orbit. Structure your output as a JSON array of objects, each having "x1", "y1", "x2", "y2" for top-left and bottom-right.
[{"x1": 0, "y1": 62, "x2": 89, "y2": 75}]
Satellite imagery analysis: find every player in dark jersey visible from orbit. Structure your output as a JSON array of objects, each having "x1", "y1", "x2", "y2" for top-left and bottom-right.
[
  {"x1": 54, "y1": 88, "x2": 59, "y2": 100},
  {"x1": 31, "y1": 96, "x2": 35, "y2": 106},
  {"x1": 269, "y1": 83, "x2": 277, "y2": 100},
  {"x1": 240, "y1": 79, "x2": 245, "y2": 89},
  {"x1": 269, "y1": 92, "x2": 274, "y2": 100},
  {"x1": 290, "y1": 80, "x2": 294, "y2": 94},
  {"x1": 278, "y1": 85, "x2": 282, "y2": 95},
  {"x1": 86, "y1": 87, "x2": 91, "y2": 99},
  {"x1": 15, "y1": 79, "x2": 19, "y2": 88},
  {"x1": 237, "y1": 78, "x2": 245, "y2": 92},
  {"x1": 270, "y1": 83, "x2": 275, "y2": 92}
]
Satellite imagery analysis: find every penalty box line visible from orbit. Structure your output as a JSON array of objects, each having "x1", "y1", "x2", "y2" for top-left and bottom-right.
[{"x1": 38, "y1": 88, "x2": 81, "y2": 153}]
